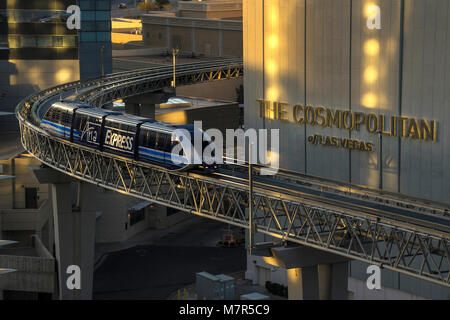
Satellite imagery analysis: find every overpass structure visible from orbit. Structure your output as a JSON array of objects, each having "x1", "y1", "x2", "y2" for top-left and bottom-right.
[{"x1": 15, "y1": 59, "x2": 450, "y2": 290}]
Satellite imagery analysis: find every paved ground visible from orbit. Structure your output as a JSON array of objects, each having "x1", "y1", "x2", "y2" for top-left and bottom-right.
[
  {"x1": 93, "y1": 215, "x2": 247, "y2": 300},
  {"x1": 0, "y1": 132, "x2": 23, "y2": 160},
  {"x1": 168, "y1": 271, "x2": 287, "y2": 301}
]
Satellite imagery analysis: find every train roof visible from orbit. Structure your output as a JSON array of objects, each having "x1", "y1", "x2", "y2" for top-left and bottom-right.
[
  {"x1": 76, "y1": 107, "x2": 119, "y2": 118},
  {"x1": 51, "y1": 100, "x2": 90, "y2": 111},
  {"x1": 140, "y1": 120, "x2": 181, "y2": 133},
  {"x1": 104, "y1": 113, "x2": 149, "y2": 126}
]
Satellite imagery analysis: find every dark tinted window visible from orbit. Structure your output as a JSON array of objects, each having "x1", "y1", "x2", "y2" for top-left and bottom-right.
[
  {"x1": 47, "y1": 108, "x2": 62, "y2": 123},
  {"x1": 43, "y1": 109, "x2": 53, "y2": 120},
  {"x1": 76, "y1": 114, "x2": 87, "y2": 130},
  {"x1": 142, "y1": 129, "x2": 156, "y2": 149},
  {"x1": 156, "y1": 133, "x2": 170, "y2": 152},
  {"x1": 105, "y1": 121, "x2": 135, "y2": 134},
  {"x1": 25, "y1": 188, "x2": 38, "y2": 209},
  {"x1": 61, "y1": 111, "x2": 72, "y2": 125}
]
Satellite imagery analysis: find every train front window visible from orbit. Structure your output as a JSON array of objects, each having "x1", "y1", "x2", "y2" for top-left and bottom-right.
[
  {"x1": 44, "y1": 109, "x2": 53, "y2": 121},
  {"x1": 48, "y1": 108, "x2": 61, "y2": 123},
  {"x1": 171, "y1": 137, "x2": 181, "y2": 155},
  {"x1": 61, "y1": 112, "x2": 72, "y2": 126}
]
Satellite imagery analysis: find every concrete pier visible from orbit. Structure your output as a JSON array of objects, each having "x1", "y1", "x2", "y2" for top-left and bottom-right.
[
  {"x1": 31, "y1": 166, "x2": 96, "y2": 300},
  {"x1": 247, "y1": 245, "x2": 349, "y2": 300},
  {"x1": 51, "y1": 182, "x2": 96, "y2": 300},
  {"x1": 124, "y1": 89, "x2": 174, "y2": 118}
]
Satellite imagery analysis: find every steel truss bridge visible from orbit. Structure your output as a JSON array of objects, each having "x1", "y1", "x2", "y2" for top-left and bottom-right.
[{"x1": 16, "y1": 59, "x2": 450, "y2": 288}]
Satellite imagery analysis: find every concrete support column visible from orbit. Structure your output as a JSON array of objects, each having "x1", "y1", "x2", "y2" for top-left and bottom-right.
[
  {"x1": 286, "y1": 266, "x2": 319, "y2": 300},
  {"x1": 139, "y1": 104, "x2": 156, "y2": 118},
  {"x1": 125, "y1": 102, "x2": 140, "y2": 116},
  {"x1": 52, "y1": 182, "x2": 96, "y2": 300},
  {"x1": 318, "y1": 264, "x2": 332, "y2": 300},
  {"x1": 124, "y1": 102, "x2": 156, "y2": 118},
  {"x1": 147, "y1": 204, "x2": 167, "y2": 229},
  {"x1": 262, "y1": 246, "x2": 349, "y2": 300},
  {"x1": 330, "y1": 261, "x2": 349, "y2": 299},
  {"x1": 124, "y1": 90, "x2": 175, "y2": 118},
  {"x1": 286, "y1": 262, "x2": 348, "y2": 300}
]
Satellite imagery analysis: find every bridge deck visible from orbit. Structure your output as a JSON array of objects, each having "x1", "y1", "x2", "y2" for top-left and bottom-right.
[{"x1": 15, "y1": 59, "x2": 450, "y2": 288}]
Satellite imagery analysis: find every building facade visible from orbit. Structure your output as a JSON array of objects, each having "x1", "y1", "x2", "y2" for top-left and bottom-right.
[
  {"x1": 244, "y1": 0, "x2": 449, "y2": 201},
  {"x1": 78, "y1": 0, "x2": 112, "y2": 79},
  {"x1": 244, "y1": 0, "x2": 450, "y2": 299},
  {"x1": 0, "y1": 0, "x2": 112, "y2": 133},
  {"x1": 142, "y1": 0, "x2": 243, "y2": 57},
  {"x1": 0, "y1": 0, "x2": 80, "y2": 132}
]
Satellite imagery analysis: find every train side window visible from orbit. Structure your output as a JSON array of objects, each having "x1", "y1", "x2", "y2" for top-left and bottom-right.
[
  {"x1": 77, "y1": 114, "x2": 87, "y2": 131},
  {"x1": 154, "y1": 132, "x2": 162, "y2": 150},
  {"x1": 115, "y1": 122, "x2": 124, "y2": 131},
  {"x1": 146, "y1": 130, "x2": 156, "y2": 148},
  {"x1": 158, "y1": 134, "x2": 170, "y2": 152},
  {"x1": 122, "y1": 124, "x2": 133, "y2": 134},
  {"x1": 104, "y1": 120, "x2": 116, "y2": 130},
  {"x1": 89, "y1": 116, "x2": 100, "y2": 126}
]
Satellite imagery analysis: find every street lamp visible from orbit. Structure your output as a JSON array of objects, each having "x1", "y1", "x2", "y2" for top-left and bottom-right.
[{"x1": 171, "y1": 47, "x2": 180, "y2": 87}]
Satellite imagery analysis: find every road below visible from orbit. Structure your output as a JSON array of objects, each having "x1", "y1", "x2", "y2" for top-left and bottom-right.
[{"x1": 93, "y1": 216, "x2": 246, "y2": 299}]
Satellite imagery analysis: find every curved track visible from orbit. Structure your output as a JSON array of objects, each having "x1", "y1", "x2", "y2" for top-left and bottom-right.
[{"x1": 15, "y1": 59, "x2": 450, "y2": 287}]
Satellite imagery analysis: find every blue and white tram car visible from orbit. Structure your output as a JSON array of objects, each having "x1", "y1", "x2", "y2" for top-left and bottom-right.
[
  {"x1": 101, "y1": 114, "x2": 148, "y2": 158},
  {"x1": 138, "y1": 121, "x2": 195, "y2": 171},
  {"x1": 41, "y1": 101, "x2": 89, "y2": 139},
  {"x1": 41, "y1": 101, "x2": 217, "y2": 172},
  {"x1": 73, "y1": 107, "x2": 120, "y2": 148}
]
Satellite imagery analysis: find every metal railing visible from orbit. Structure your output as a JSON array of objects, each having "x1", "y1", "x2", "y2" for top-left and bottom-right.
[{"x1": 15, "y1": 59, "x2": 450, "y2": 288}]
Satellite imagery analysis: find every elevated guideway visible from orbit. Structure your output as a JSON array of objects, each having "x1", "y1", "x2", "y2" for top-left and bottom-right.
[{"x1": 15, "y1": 59, "x2": 450, "y2": 288}]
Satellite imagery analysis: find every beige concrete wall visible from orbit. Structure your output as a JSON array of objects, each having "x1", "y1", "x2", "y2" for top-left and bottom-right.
[
  {"x1": 142, "y1": 15, "x2": 242, "y2": 57},
  {"x1": 143, "y1": 24, "x2": 167, "y2": 47},
  {"x1": 348, "y1": 277, "x2": 426, "y2": 300},
  {"x1": 179, "y1": 10, "x2": 242, "y2": 20},
  {"x1": 0, "y1": 254, "x2": 55, "y2": 293},
  {"x1": 0, "y1": 157, "x2": 49, "y2": 210},
  {"x1": 86, "y1": 187, "x2": 129, "y2": 243},
  {"x1": 243, "y1": 0, "x2": 450, "y2": 202},
  {"x1": 83, "y1": 184, "x2": 153, "y2": 243},
  {"x1": 196, "y1": 28, "x2": 220, "y2": 56},
  {"x1": 350, "y1": 0, "x2": 401, "y2": 191},
  {"x1": 223, "y1": 30, "x2": 243, "y2": 57},
  {"x1": 178, "y1": 0, "x2": 242, "y2": 19},
  {"x1": 171, "y1": 26, "x2": 194, "y2": 52},
  {"x1": 399, "y1": 0, "x2": 450, "y2": 201}
]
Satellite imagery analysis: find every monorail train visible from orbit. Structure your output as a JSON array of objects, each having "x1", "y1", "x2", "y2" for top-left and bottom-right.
[{"x1": 40, "y1": 101, "x2": 216, "y2": 172}]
